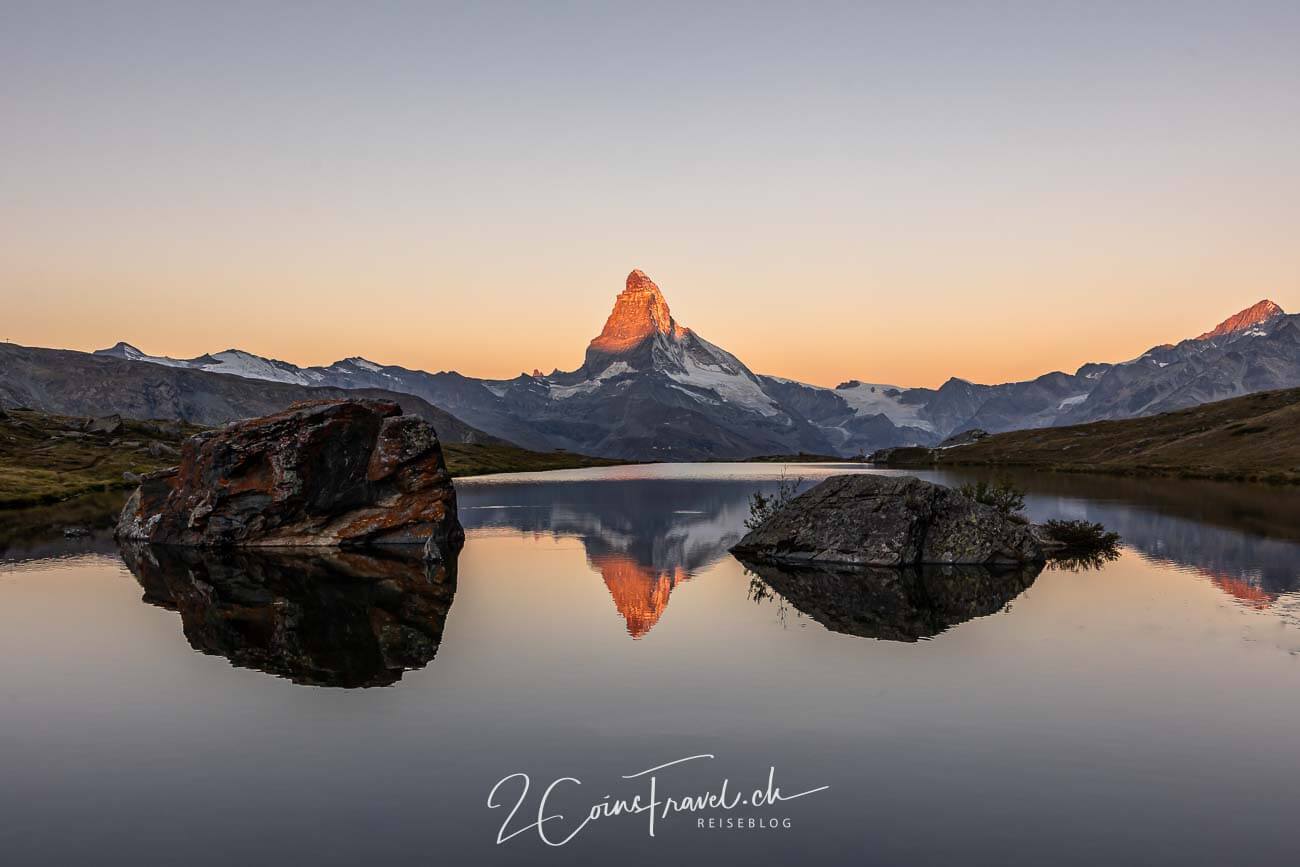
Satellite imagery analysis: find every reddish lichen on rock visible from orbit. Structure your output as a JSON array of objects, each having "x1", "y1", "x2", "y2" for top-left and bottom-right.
[{"x1": 117, "y1": 399, "x2": 464, "y2": 559}]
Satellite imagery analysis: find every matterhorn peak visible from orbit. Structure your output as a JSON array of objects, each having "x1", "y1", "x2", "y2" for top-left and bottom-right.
[
  {"x1": 588, "y1": 269, "x2": 688, "y2": 356},
  {"x1": 1196, "y1": 299, "x2": 1285, "y2": 341}
]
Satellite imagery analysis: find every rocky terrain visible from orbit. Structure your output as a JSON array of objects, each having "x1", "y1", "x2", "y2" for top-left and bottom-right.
[
  {"x1": 0, "y1": 407, "x2": 203, "y2": 508},
  {"x1": 5, "y1": 271, "x2": 1298, "y2": 461},
  {"x1": 731, "y1": 475, "x2": 1045, "y2": 567},
  {"x1": 117, "y1": 399, "x2": 464, "y2": 559},
  {"x1": 0, "y1": 342, "x2": 497, "y2": 442}
]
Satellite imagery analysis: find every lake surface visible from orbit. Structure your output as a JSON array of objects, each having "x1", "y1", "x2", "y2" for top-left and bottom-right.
[{"x1": 2, "y1": 463, "x2": 1299, "y2": 866}]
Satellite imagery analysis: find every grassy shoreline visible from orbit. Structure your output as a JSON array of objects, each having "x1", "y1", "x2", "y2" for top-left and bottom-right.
[
  {"x1": 875, "y1": 387, "x2": 1300, "y2": 485},
  {"x1": 441, "y1": 442, "x2": 628, "y2": 476},
  {"x1": 0, "y1": 407, "x2": 629, "y2": 512},
  {"x1": 0, "y1": 409, "x2": 202, "y2": 509}
]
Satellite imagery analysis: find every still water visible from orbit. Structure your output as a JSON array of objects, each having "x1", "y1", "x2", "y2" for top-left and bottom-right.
[{"x1": 2, "y1": 464, "x2": 1298, "y2": 866}]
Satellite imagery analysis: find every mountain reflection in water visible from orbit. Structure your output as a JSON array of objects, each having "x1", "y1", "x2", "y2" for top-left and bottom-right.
[
  {"x1": 119, "y1": 544, "x2": 457, "y2": 688},
  {"x1": 458, "y1": 477, "x2": 755, "y2": 637},
  {"x1": 458, "y1": 466, "x2": 1300, "y2": 639},
  {"x1": 930, "y1": 469, "x2": 1300, "y2": 607}
]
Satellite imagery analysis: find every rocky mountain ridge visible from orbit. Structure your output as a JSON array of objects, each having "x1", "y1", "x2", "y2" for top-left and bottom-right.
[{"x1": 7, "y1": 272, "x2": 1298, "y2": 461}]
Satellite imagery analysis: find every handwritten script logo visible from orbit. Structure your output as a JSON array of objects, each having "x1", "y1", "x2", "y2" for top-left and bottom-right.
[{"x1": 487, "y1": 754, "x2": 828, "y2": 847}]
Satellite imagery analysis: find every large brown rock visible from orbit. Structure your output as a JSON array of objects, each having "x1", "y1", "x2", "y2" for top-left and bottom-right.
[
  {"x1": 730, "y1": 474, "x2": 1043, "y2": 567},
  {"x1": 116, "y1": 399, "x2": 463, "y2": 558}
]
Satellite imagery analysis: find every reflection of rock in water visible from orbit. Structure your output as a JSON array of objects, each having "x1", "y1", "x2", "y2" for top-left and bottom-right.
[
  {"x1": 929, "y1": 469, "x2": 1300, "y2": 606},
  {"x1": 739, "y1": 559, "x2": 1041, "y2": 642},
  {"x1": 120, "y1": 544, "x2": 457, "y2": 688}
]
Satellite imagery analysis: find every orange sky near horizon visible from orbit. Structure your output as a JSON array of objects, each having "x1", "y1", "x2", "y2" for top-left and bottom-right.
[
  {"x1": 3, "y1": 3, "x2": 1297, "y2": 389},
  {"x1": 7, "y1": 261, "x2": 1294, "y2": 389}
]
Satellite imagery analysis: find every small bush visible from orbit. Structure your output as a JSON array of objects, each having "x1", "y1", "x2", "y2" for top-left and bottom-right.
[
  {"x1": 1039, "y1": 519, "x2": 1122, "y2": 570},
  {"x1": 745, "y1": 473, "x2": 803, "y2": 530},
  {"x1": 1040, "y1": 518, "x2": 1120, "y2": 550},
  {"x1": 958, "y1": 479, "x2": 1026, "y2": 516}
]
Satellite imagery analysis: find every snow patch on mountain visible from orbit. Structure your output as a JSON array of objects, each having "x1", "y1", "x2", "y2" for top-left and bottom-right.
[
  {"x1": 193, "y1": 350, "x2": 318, "y2": 385},
  {"x1": 549, "y1": 362, "x2": 633, "y2": 400},
  {"x1": 1057, "y1": 393, "x2": 1088, "y2": 410},
  {"x1": 665, "y1": 336, "x2": 781, "y2": 417},
  {"x1": 95, "y1": 342, "x2": 190, "y2": 368},
  {"x1": 834, "y1": 381, "x2": 935, "y2": 432}
]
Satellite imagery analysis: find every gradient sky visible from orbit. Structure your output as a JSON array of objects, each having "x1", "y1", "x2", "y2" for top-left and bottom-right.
[{"x1": 3, "y1": 1, "x2": 1298, "y2": 388}]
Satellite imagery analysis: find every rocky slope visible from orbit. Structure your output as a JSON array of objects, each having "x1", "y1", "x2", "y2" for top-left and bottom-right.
[
  {"x1": 0, "y1": 342, "x2": 498, "y2": 443},
  {"x1": 85, "y1": 270, "x2": 939, "y2": 459}
]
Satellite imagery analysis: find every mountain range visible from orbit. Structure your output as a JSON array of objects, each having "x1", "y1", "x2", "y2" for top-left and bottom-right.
[
  {"x1": 3, "y1": 271, "x2": 1297, "y2": 460},
  {"x1": 0, "y1": 343, "x2": 500, "y2": 445}
]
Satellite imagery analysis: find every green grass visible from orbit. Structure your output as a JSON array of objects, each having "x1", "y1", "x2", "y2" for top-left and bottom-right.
[
  {"x1": 0, "y1": 409, "x2": 630, "y2": 551},
  {"x1": 442, "y1": 442, "x2": 628, "y2": 477},
  {"x1": 877, "y1": 387, "x2": 1300, "y2": 485},
  {"x1": 0, "y1": 408, "x2": 629, "y2": 510},
  {"x1": 0, "y1": 409, "x2": 201, "y2": 508},
  {"x1": 745, "y1": 452, "x2": 860, "y2": 463}
]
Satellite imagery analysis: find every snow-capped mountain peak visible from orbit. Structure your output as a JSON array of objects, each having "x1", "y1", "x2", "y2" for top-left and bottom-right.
[
  {"x1": 1196, "y1": 299, "x2": 1284, "y2": 341},
  {"x1": 84, "y1": 278, "x2": 1300, "y2": 461},
  {"x1": 92, "y1": 343, "x2": 321, "y2": 385}
]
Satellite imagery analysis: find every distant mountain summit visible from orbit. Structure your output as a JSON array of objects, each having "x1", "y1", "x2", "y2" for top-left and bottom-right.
[
  {"x1": 580, "y1": 270, "x2": 757, "y2": 389},
  {"x1": 8, "y1": 270, "x2": 1298, "y2": 461},
  {"x1": 588, "y1": 269, "x2": 687, "y2": 357},
  {"x1": 1196, "y1": 299, "x2": 1284, "y2": 340}
]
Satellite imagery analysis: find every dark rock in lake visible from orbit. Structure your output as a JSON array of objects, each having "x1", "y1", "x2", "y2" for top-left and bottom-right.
[
  {"x1": 731, "y1": 474, "x2": 1043, "y2": 567},
  {"x1": 742, "y1": 559, "x2": 1041, "y2": 642},
  {"x1": 117, "y1": 399, "x2": 464, "y2": 560},
  {"x1": 120, "y1": 543, "x2": 456, "y2": 687}
]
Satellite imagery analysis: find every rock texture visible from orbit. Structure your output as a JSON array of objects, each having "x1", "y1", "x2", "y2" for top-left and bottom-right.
[
  {"x1": 730, "y1": 474, "x2": 1043, "y2": 567},
  {"x1": 1196, "y1": 299, "x2": 1284, "y2": 341},
  {"x1": 121, "y1": 543, "x2": 456, "y2": 687},
  {"x1": 586, "y1": 268, "x2": 689, "y2": 356},
  {"x1": 117, "y1": 399, "x2": 464, "y2": 558}
]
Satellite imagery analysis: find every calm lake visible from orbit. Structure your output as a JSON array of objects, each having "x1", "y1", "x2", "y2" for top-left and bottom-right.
[{"x1": 2, "y1": 464, "x2": 1298, "y2": 866}]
